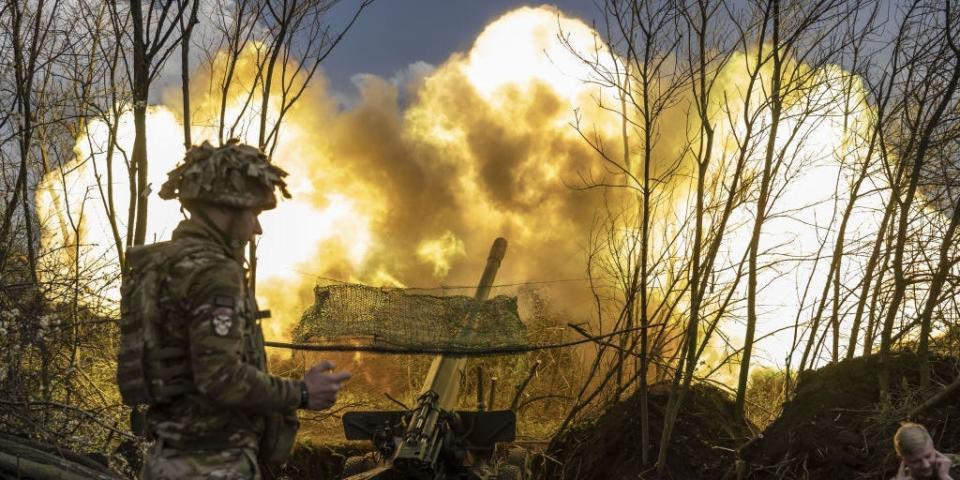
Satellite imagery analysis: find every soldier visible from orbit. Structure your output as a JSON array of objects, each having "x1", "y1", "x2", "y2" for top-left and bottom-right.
[
  {"x1": 121, "y1": 140, "x2": 351, "y2": 479},
  {"x1": 893, "y1": 422, "x2": 959, "y2": 480}
]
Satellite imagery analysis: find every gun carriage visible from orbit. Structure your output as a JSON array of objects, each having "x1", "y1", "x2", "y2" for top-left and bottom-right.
[{"x1": 341, "y1": 238, "x2": 526, "y2": 480}]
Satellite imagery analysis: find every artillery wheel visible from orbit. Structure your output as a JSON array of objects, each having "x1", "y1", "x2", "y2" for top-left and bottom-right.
[
  {"x1": 496, "y1": 446, "x2": 530, "y2": 480},
  {"x1": 497, "y1": 464, "x2": 523, "y2": 480},
  {"x1": 341, "y1": 452, "x2": 379, "y2": 478},
  {"x1": 506, "y1": 447, "x2": 528, "y2": 468}
]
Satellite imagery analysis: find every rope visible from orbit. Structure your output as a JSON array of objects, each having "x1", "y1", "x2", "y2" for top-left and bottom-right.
[{"x1": 264, "y1": 323, "x2": 662, "y2": 356}]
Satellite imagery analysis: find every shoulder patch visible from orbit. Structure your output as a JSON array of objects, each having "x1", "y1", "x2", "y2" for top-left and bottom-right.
[{"x1": 212, "y1": 307, "x2": 235, "y2": 336}]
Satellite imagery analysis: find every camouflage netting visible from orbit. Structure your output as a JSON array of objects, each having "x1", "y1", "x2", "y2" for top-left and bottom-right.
[{"x1": 292, "y1": 284, "x2": 528, "y2": 353}]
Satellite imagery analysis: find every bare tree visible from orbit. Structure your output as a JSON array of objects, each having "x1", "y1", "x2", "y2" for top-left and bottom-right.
[
  {"x1": 735, "y1": 0, "x2": 852, "y2": 418},
  {"x1": 109, "y1": 0, "x2": 195, "y2": 247},
  {"x1": 912, "y1": 1, "x2": 960, "y2": 388},
  {"x1": 177, "y1": 0, "x2": 200, "y2": 148},
  {"x1": 0, "y1": 0, "x2": 67, "y2": 284},
  {"x1": 877, "y1": 0, "x2": 960, "y2": 399},
  {"x1": 656, "y1": 1, "x2": 730, "y2": 470}
]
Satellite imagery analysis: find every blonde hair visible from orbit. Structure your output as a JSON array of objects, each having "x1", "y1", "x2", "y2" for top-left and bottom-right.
[{"x1": 895, "y1": 422, "x2": 933, "y2": 457}]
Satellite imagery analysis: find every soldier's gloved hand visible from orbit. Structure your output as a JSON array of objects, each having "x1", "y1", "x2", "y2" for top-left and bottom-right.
[{"x1": 302, "y1": 360, "x2": 352, "y2": 410}]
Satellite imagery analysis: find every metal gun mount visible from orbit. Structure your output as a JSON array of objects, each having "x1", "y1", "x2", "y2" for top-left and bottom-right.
[{"x1": 341, "y1": 238, "x2": 521, "y2": 480}]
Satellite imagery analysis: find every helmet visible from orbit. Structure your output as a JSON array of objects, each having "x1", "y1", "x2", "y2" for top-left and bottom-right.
[{"x1": 159, "y1": 139, "x2": 291, "y2": 210}]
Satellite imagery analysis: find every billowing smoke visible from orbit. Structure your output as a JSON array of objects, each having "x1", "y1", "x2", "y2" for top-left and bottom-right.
[
  {"x1": 36, "y1": 4, "x2": 888, "y2": 378},
  {"x1": 253, "y1": 6, "x2": 620, "y2": 339},
  {"x1": 37, "y1": 6, "x2": 622, "y2": 342}
]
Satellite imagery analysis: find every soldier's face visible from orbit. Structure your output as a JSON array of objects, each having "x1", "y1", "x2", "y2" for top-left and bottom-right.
[
  {"x1": 230, "y1": 208, "x2": 263, "y2": 243},
  {"x1": 903, "y1": 440, "x2": 937, "y2": 478}
]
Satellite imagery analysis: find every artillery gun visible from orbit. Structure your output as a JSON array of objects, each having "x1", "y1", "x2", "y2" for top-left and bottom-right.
[{"x1": 341, "y1": 238, "x2": 526, "y2": 480}]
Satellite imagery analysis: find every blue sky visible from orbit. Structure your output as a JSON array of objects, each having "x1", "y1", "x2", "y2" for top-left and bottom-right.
[{"x1": 321, "y1": 1, "x2": 601, "y2": 95}]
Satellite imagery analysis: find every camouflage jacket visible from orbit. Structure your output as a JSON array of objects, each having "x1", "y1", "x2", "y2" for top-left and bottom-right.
[{"x1": 145, "y1": 219, "x2": 301, "y2": 450}]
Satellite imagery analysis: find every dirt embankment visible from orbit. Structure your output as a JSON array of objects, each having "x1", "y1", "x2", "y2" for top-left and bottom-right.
[
  {"x1": 544, "y1": 352, "x2": 960, "y2": 480},
  {"x1": 262, "y1": 441, "x2": 372, "y2": 480},
  {"x1": 545, "y1": 383, "x2": 752, "y2": 480},
  {"x1": 744, "y1": 352, "x2": 960, "y2": 480}
]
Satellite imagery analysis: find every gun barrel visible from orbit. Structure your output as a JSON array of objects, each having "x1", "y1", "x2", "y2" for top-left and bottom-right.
[
  {"x1": 421, "y1": 238, "x2": 508, "y2": 410},
  {"x1": 474, "y1": 237, "x2": 507, "y2": 301}
]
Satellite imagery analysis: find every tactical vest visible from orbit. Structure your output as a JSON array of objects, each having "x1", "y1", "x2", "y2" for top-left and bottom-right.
[
  {"x1": 118, "y1": 237, "x2": 298, "y2": 462},
  {"x1": 117, "y1": 240, "x2": 207, "y2": 406}
]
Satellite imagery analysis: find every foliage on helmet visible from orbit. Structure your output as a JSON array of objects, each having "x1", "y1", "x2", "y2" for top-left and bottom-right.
[{"x1": 159, "y1": 139, "x2": 291, "y2": 210}]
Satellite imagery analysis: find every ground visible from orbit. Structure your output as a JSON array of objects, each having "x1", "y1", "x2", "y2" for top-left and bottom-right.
[
  {"x1": 542, "y1": 383, "x2": 752, "y2": 480},
  {"x1": 743, "y1": 352, "x2": 960, "y2": 480},
  {"x1": 5, "y1": 351, "x2": 960, "y2": 479},
  {"x1": 263, "y1": 440, "x2": 372, "y2": 480}
]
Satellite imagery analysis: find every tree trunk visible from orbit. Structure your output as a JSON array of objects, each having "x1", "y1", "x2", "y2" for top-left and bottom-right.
[
  {"x1": 130, "y1": 0, "x2": 150, "y2": 247},
  {"x1": 736, "y1": 0, "x2": 781, "y2": 421}
]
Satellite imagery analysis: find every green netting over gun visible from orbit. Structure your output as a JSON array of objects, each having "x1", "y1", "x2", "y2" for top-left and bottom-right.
[{"x1": 292, "y1": 283, "x2": 528, "y2": 353}]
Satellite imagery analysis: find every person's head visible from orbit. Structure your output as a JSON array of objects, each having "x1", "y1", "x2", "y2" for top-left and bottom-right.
[
  {"x1": 895, "y1": 422, "x2": 937, "y2": 477},
  {"x1": 159, "y1": 139, "x2": 290, "y2": 247}
]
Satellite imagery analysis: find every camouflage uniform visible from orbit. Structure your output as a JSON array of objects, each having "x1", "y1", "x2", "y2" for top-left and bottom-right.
[{"x1": 131, "y1": 141, "x2": 300, "y2": 480}]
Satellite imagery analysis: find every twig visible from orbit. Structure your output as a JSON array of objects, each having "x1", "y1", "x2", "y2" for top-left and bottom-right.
[
  {"x1": 0, "y1": 400, "x2": 134, "y2": 441},
  {"x1": 511, "y1": 360, "x2": 542, "y2": 411},
  {"x1": 516, "y1": 394, "x2": 571, "y2": 412},
  {"x1": 909, "y1": 377, "x2": 960, "y2": 418},
  {"x1": 383, "y1": 392, "x2": 409, "y2": 410}
]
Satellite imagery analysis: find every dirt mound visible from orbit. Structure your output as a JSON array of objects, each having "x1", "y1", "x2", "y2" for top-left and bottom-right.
[
  {"x1": 743, "y1": 352, "x2": 960, "y2": 479},
  {"x1": 544, "y1": 383, "x2": 751, "y2": 480},
  {"x1": 263, "y1": 441, "x2": 372, "y2": 480}
]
